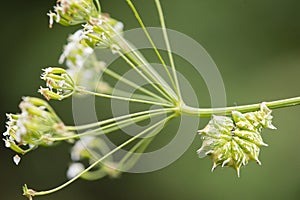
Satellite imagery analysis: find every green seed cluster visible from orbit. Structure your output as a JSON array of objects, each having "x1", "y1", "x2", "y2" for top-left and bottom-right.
[{"x1": 197, "y1": 103, "x2": 276, "y2": 176}]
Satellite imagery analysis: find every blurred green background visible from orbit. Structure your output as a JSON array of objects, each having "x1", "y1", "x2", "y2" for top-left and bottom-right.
[{"x1": 1, "y1": 0, "x2": 300, "y2": 199}]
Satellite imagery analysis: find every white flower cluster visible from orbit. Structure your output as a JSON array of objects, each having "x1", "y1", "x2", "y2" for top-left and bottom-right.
[
  {"x1": 46, "y1": 0, "x2": 124, "y2": 95},
  {"x1": 47, "y1": 0, "x2": 99, "y2": 28},
  {"x1": 2, "y1": 97, "x2": 71, "y2": 161},
  {"x1": 59, "y1": 30, "x2": 93, "y2": 69},
  {"x1": 58, "y1": 15, "x2": 124, "y2": 93}
]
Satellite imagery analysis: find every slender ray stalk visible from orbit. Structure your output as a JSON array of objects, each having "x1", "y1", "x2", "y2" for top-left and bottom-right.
[
  {"x1": 154, "y1": 0, "x2": 182, "y2": 101},
  {"x1": 27, "y1": 115, "x2": 175, "y2": 198},
  {"x1": 125, "y1": 0, "x2": 177, "y2": 93}
]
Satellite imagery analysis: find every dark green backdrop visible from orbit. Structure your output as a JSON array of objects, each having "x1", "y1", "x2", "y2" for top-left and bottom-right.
[{"x1": 1, "y1": 0, "x2": 300, "y2": 200}]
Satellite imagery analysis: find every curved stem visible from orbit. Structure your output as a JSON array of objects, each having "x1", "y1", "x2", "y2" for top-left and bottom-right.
[
  {"x1": 181, "y1": 96, "x2": 300, "y2": 117},
  {"x1": 95, "y1": 0, "x2": 101, "y2": 14},
  {"x1": 125, "y1": 0, "x2": 177, "y2": 93},
  {"x1": 28, "y1": 114, "x2": 175, "y2": 198},
  {"x1": 154, "y1": 0, "x2": 182, "y2": 101},
  {"x1": 118, "y1": 135, "x2": 154, "y2": 171},
  {"x1": 112, "y1": 88, "x2": 168, "y2": 103}
]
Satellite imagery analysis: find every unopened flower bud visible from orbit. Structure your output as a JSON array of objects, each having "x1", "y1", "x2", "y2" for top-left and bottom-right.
[
  {"x1": 39, "y1": 67, "x2": 75, "y2": 100},
  {"x1": 2, "y1": 97, "x2": 73, "y2": 156},
  {"x1": 47, "y1": 0, "x2": 100, "y2": 28}
]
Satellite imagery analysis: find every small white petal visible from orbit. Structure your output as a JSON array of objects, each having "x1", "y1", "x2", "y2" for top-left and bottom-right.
[
  {"x1": 13, "y1": 155, "x2": 21, "y2": 165},
  {"x1": 3, "y1": 126, "x2": 10, "y2": 136},
  {"x1": 4, "y1": 139, "x2": 11, "y2": 148}
]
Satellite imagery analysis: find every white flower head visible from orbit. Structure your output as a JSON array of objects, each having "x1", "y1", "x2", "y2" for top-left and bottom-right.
[
  {"x1": 59, "y1": 30, "x2": 94, "y2": 69},
  {"x1": 3, "y1": 97, "x2": 71, "y2": 155},
  {"x1": 48, "y1": 0, "x2": 100, "y2": 27}
]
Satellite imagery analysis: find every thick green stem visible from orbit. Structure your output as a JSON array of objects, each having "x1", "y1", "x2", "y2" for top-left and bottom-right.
[{"x1": 181, "y1": 96, "x2": 300, "y2": 117}]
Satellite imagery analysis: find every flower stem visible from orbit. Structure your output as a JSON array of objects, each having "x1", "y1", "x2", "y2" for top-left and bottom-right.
[
  {"x1": 103, "y1": 67, "x2": 170, "y2": 104},
  {"x1": 65, "y1": 107, "x2": 176, "y2": 131},
  {"x1": 154, "y1": 0, "x2": 182, "y2": 101},
  {"x1": 95, "y1": 0, "x2": 101, "y2": 14},
  {"x1": 103, "y1": 21, "x2": 178, "y2": 101},
  {"x1": 181, "y1": 96, "x2": 300, "y2": 117},
  {"x1": 52, "y1": 109, "x2": 174, "y2": 141},
  {"x1": 116, "y1": 50, "x2": 176, "y2": 102},
  {"x1": 75, "y1": 87, "x2": 172, "y2": 107},
  {"x1": 28, "y1": 114, "x2": 175, "y2": 198},
  {"x1": 90, "y1": 53, "x2": 169, "y2": 104},
  {"x1": 125, "y1": 0, "x2": 177, "y2": 93}
]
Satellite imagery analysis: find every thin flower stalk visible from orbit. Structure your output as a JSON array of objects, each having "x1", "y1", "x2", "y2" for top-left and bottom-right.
[
  {"x1": 102, "y1": 21, "x2": 178, "y2": 102},
  {"x1": 23, "y1": 114, "x2": 175, "y2": 199},
  {"x1": 65, "y1": 107, "x2": 176, "y2": 131},
  {"x1": 180, "y1": 96, "x2": 300, "y2": 117},
  {"x1": 89, "y1": 54, "x2": 170, "y2": 104},
  {"x1": 125, "y1": 0, "x2": 177, "y2": 93},
  {"x1": 154, "y1": 0, "x2": 182, "y2": 101},
  {"x1": 75, "y1": 87, "x2": 173, "y2": 107},
  {"x1": 115, "y1": 49, "x2": 176, "y2": 103},
  {"x1": 50, "y1": 109, "x2": 174, "y2": 142}
]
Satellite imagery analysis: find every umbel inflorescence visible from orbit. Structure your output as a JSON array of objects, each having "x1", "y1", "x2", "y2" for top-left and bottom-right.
[{"x1": 3, "y1": 0, "x2": 300, "y2": 199}]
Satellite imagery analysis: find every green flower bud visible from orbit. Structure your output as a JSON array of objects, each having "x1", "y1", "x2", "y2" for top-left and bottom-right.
[
  {"x1": 2, "y1": 97, "x2": 74, "y2": 157},
  {"x1": 197, "y1": 103, "x2": 276, "y2": 176},
  {"x1": 81, "y1": 15, "x2": 124, "y2": 49},
  {"x1": 39, "y1": 67, "x2": 75, "y2": 100},
  {"x1": 47, "y1": 0, "x2": 100, "y2": 28},
  {"x1": 58, "y1": 27, "x2": 117, "y2": 93}
]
